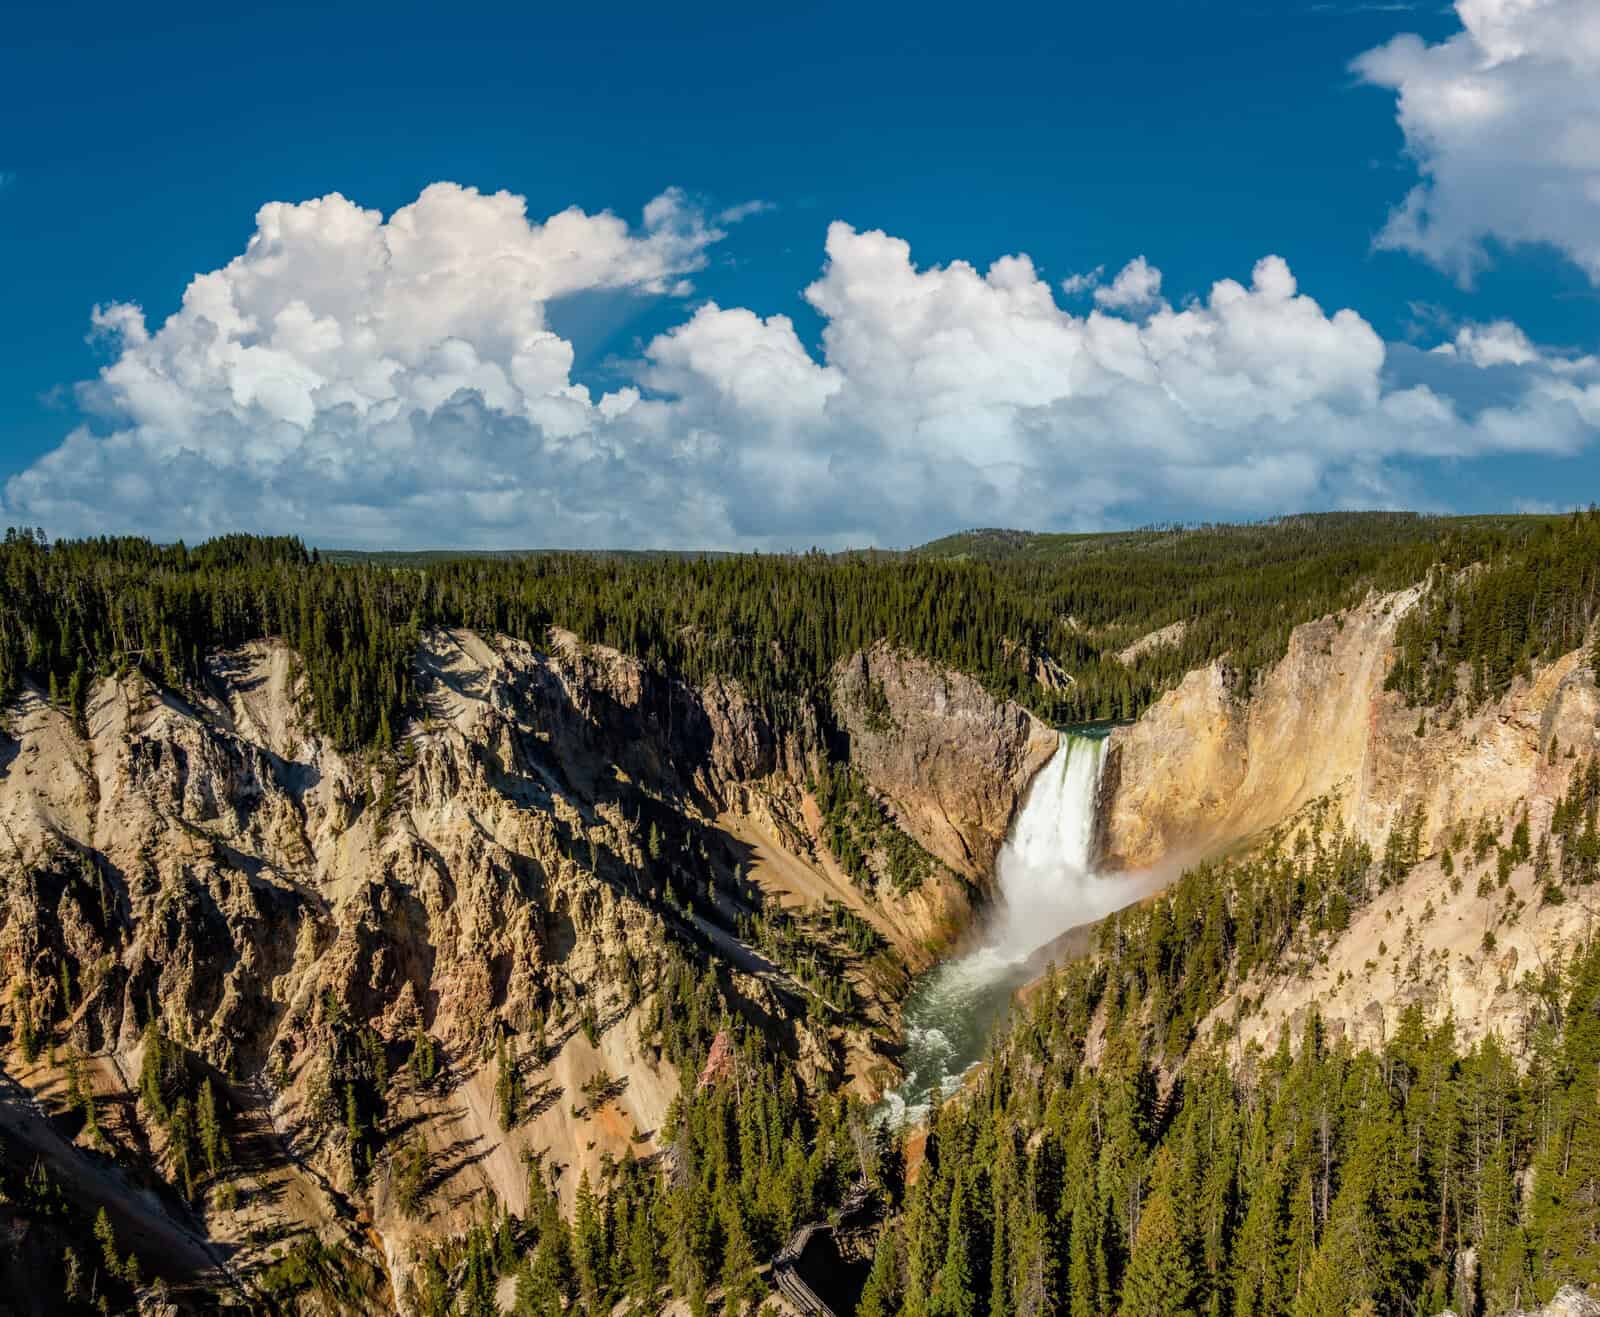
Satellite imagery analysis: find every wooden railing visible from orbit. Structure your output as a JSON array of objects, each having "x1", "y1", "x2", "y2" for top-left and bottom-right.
[
  {"x1": 771, "y1": 1222, "x2": 837, "y2": 1316},
  {"x1": 770, "y1": 1183, "x2": 879, "y2": 1316}
]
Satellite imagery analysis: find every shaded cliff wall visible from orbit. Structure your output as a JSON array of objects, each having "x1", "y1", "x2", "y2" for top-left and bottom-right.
[{"x1": 832, "y1": 641, "x2": 1059, "y2": 884}]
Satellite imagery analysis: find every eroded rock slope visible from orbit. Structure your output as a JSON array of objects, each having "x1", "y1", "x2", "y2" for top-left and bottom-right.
[
  {"x1": 0, "y1": 628, "x2": 1048, "y2": 1309},
  {"x1": 1097, "y1": 587, "x2": 1600, "y2": 1061}
]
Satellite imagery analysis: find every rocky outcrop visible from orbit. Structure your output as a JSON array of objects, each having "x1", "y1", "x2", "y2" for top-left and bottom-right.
[
  {"x1": 511, "y1": 627, "x2": 816, "y2": 806},
  {"x1": 0, "y1": 629, "x2": 851, "y2": 1305},
  {"x1": 1099, "y1": 587, "x2": 1600, "y2": 871},
  {"x1": 1442, "y1": 1286, "x2": 1600, "y2": 1317},
  {"x1": 1000, "y1": 637, "x2": 1075, "y2": 693},
  {"x1": 1092, "y1": 586, "x2": 1600, "y2": 1064},
  {"x1": 0, "y1": 625, "x2": 1056, "y2": 1306},
  {"x1": 1116, "y1": 619, "x2": 1187, "y2": 667},
  {"x1": 832, "y1": 643, "x2": 1058, "y2": 883},
  {"x1": 1098, "y1": 591, "x2": 1410, "y2": 870}
]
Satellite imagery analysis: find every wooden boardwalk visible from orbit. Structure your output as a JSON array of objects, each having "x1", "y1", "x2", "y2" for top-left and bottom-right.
[{"x1": 770, "y1": 1183, "x2": 879, "y2": 1317}]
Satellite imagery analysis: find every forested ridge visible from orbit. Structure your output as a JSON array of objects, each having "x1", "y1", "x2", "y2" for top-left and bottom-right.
[
  {"x1": 1, "y1": 511, "x2": 1587, "y2": 757},
  {"x1": 1387, "y1": 511, "x2": 1600, "y2": 710}
]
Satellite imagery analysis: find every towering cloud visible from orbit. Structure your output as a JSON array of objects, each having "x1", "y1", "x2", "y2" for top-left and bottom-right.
[{"x1": 6, "y1": 186, "x2": 1598, "y2": 548}]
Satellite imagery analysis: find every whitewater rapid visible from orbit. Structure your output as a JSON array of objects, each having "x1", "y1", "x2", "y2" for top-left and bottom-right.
[{"x1": 880, "y1": 732, "x2": 1134, "y2": 1125}]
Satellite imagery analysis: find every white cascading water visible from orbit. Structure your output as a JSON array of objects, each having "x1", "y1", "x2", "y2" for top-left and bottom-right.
[
  {"x1": 880, "y1": 733, "x2": 1132, "y2": 1125},
  {"x1": 987, "y1": 733, "x2": 1108, "y2": 958}
]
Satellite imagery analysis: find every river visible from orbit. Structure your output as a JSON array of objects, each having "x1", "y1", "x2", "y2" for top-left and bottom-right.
[{"x1": 879, "y1": 730, "x2": 1139, "y2": 1124}]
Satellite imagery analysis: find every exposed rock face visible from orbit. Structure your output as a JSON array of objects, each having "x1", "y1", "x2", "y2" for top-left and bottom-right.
[
  {"x1": 1099, "y1": 587, "x2": 1600, "y2": 871},
  {"x1": 1196, "y1": 791, "x2": 1600, "y2": 1065},
  {"x1": 0, "y1": 626, "x2": 1055, "y2": 1306},
  {"x1": 1116, "y1": 619, "x2": 1187, "y2": 667},
  {"x1": 1094, "y1": 586, "x2": 1600, "y2": 1062},
  {"x1": 517, "y1": 628, "x2": 815, "y2": 807},
  {"x1": 1000, "y1": 637, "x2": 1075, "y2": 693},
  {"x1": 0, "y1": 629, "x2": 830, "y2": 1303},
  {"x1": 833, "y1": 642, "x2": 1059, "y2": 883},
  {"x1": 1099, "y1": 590, "x2": 1414, "y2": 870},
  {"x1": 0, "y1": 629, "x2": 794, "y2": 1070},
  {"x1": 1443, "y1": 1286, "x2": 1600, "y2": 1317}
]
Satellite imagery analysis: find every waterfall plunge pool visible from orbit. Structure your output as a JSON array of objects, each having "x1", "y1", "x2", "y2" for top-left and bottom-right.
[{"x1": 878, "y1": 729, "x2": 1141, "y2": 1126}]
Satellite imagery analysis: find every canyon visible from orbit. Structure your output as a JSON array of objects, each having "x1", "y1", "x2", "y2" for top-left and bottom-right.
[
  {"x1": 0, "y1": 624, "x2": 1055, "y2": 1310},
  {"x1": 2, "y1": 540, "x2": 1599, "y2": 1313}
]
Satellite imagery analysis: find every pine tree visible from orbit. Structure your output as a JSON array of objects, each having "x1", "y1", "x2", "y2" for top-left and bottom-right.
[
  {"x1": 572, "y1": 1171, "x2": 607, "y2": 1312},
  {"x1": 494, "y1": 1204, "x2": 516, "y2": 1276},
  {"x1": 196, "y1": 1078, "x2": 223, "y2": 1176},
  {"x1": 1231, "y1": 1153, "x2": 1289, "y2": 1317},
  {"x1": 412, "y1": 1025, "x2": 437, "y2": 1089},
  {"x1": 395, "y1": 1136, "x2": 429, "y2": 1217},
  {"x1": 1526, "y1": 939, "x2": 1600, "y2": 1291},
  {"x1": 64, "y1": 1047, "x2": 95, "y2": 1141},
  {"x1": 171, "y1": 1094, "x2": 195, "y2": 1198},
  {"x1": 1293, "y1": 1087, "x2": 1429, "y2": 1317},
  {"x1": 857, "y1": 1223, "x2": 904, "y2": 1317},
  {"x1": 1119, "y1": 1154, "x2": 1196, "y2": 1317},
  {"x1": 344, "y1": 1082, "x2": 365, "y2": 1178},
  {"x1": 137, "y1": 1019, "x2": 162, "y2": 1119},
  {"x1": 1294, "y1": 1198, "x2": 1368, "y2": 1317},
  {"x1": 1066, "y1": 1157, "x2": 1110, "y2": 1317},
  {"x1": 669, "y1": 1181, "x2": 713, "y2": 1317},
  {"x1": 495, "y1": 1033, "x2": 521, "y2": 1129},
  {"x1": 626, "y1": 1194, "x2": 661, "y2": 1306},
  {"x1": 526, "y1": 1188, "x2": 576, "y2": 1313},
  {"x1": 62, "y1": 1246, "x2": 83, "y2": 1301},
  {"x1": 1012, "y1": 1205, "x2": 1055, "y2": 1317},
  {"x1": 458, "y1": 1222, "x2": 496, "y2": 1317},
  {"x1": 94, "y1": 1206, "x2": 118, "y2": 1274},
  {"x1": 931, "y1": 1173, "x2": 977, "y2": 1317},
  {"x1": 990, "y1": 1192, "x2": 1014, "y2": 1317},
  {"x1": 720, "y1": 1190, "x2": 759, "y2": 1315}
]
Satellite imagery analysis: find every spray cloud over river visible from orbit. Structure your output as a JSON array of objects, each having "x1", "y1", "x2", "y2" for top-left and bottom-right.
[{"x1": 881, "y1": 732, "x2": 1140, "y2": 1124}]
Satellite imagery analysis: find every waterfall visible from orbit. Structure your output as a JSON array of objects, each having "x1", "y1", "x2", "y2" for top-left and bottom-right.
[
  {"x1": 881, "y1": 731, "x2": 1129, "y2": 1125},
  {"x1": 987, "y1": 734, "x2": 1107, "y2": 959}
]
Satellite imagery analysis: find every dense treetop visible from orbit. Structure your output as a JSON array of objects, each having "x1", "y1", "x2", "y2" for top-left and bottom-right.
[
  {"x1": 1386, "y1": 509, "x2": 1600, "y2": 709},
  {"x1": 0, "y1": 511, "x2": 1589, "y2": 753}
]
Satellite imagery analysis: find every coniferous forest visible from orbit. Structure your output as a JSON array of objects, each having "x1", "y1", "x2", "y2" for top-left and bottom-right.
[
  {"x1": 10, "y1": 0, "x2": 1600, "y2": 1310},
  {"x1": 2, "y1": 510, "x2": 1589, "y2": 755},
  {"x1": 418, "y1": 795, "x2": 1600, "y2": 1317}
]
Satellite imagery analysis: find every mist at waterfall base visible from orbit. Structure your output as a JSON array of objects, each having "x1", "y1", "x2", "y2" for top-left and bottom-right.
[{"x1": 880, "y1": 733, "x2": 1139, "y2": 1126}]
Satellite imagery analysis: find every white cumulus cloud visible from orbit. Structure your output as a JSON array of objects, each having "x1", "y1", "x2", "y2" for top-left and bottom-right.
[
  {"x1": 1060, "y1": 266, "x2": 1104, "y2": 297},
  {"x1": 1432, "y1": 319, "x2": 1538, "y2": 367},
  {"x1": 6, "y1": 185, "x2": 1600, "y2": 548},
  {"x1": 1093, "y1": 256, "x2": 1164, "y2": 311},
  {"x1": 1355, "y1": 0, "x2": 1600, "y2": 283}
]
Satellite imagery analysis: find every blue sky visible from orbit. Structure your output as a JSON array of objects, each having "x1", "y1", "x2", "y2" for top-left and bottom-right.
[{"x1": 2, "y1": 0, "x2": 1597, "y2": 547}]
